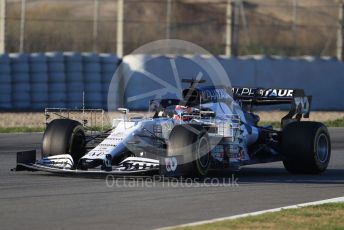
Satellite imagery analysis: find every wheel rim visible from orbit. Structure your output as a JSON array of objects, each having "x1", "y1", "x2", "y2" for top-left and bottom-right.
[
  {"x1": 197, "y1": 136, "x2": 210, "y2": 168},
  {"x1": 317, "y1": 133, "x2": 329, "y2": 163}
]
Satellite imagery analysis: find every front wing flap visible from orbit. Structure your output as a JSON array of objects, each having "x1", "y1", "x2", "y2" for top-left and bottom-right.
[{"x1": 14, "y1": 150, "x2": 159, "y2": 176}]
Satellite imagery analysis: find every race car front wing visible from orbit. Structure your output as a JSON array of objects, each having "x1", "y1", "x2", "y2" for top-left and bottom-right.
[{"x1": 13, "y1": 150, "x2": 160, "y2": 176}]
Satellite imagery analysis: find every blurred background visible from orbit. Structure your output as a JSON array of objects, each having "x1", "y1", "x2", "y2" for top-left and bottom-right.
[
  {"x1": 3, "y1": 0, "x2": 343, "y2": 58},
  {"x1": 1, "y1": 0, "x2": 344, "y2": 129}
]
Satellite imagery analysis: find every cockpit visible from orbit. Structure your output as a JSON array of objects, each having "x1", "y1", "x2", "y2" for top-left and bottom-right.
[
  {"x1": 150, "y1": 99, "x2": 216, "y2": 120},
  {"x1": 149, "y1": 80, "x2": 236, "y2": 121}
]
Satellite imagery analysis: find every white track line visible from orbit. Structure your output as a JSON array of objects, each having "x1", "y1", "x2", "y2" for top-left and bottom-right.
[{"x1": 157, "y1": 196, "x2": 344, "y2": 230}]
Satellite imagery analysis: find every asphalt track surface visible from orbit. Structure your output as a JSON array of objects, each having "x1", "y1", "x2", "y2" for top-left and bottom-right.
[{"x1": 0, "y1": 129, "x2": 343, "y2": 230}]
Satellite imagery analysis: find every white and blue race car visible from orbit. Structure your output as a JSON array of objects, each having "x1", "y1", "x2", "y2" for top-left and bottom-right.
[{"x1": 15, "y1": 79, "x2": 331, "y2": 177}]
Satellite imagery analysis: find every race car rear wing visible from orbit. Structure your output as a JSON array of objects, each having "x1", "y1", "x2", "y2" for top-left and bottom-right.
[
  {"x1": 232, "y1": 87, "x2": 305, "y2": 105},
  {"x1": 233, "y1": 87, "x2": 312, "y2": 127}
]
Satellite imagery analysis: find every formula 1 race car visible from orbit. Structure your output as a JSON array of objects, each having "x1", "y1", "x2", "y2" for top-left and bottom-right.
[{"x1": 15, "y1": 79, "x2": 331, "y2": 177}]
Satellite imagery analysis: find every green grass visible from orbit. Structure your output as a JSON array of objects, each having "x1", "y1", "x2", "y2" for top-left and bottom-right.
[
  {"x1": 323, "y1": 117, "x2": 344, "y2": 127},
  {"x1": 85, "y1": 126, "x2": 112, "y2": 132},
  {"x1": 0, "y1": 127, "x2": 45, "y2": 133},
  {"x1": 258, "y1": 121, "x2": 281, "y2": 128},
  {"x1": 174, "y1": 203, "x2": 344, "y2": 230}
]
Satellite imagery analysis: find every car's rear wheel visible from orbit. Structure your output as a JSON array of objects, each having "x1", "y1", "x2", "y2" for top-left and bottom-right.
[
  {"x1": 42, "y1": 119, "x2": 86, "y2": 164},
  {"x1": 167, "y1": 125, "x2": 211, "y2": 177},
  {"x1": 282, "y1": 121, "x2": 331, "y2": 174}
]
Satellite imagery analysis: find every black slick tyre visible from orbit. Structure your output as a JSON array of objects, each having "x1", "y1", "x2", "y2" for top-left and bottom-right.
[
  {"x1": 42, "y1": 119, "x2": 86, "y2": 163},
  {"x1": 282, "y1": 121, "x2": 331, "y2": 174},
  {"x1": 168, "y1": 125, "x2": 211, "y2": 177}
]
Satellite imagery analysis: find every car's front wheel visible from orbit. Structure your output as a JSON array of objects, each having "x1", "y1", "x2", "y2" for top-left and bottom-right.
[
  {"x1": 42, "y1": 119, "x2": 86, "y2": 164},
  {"x1": 167, "y1": 125, "x2": 211, "y2": 177}
]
